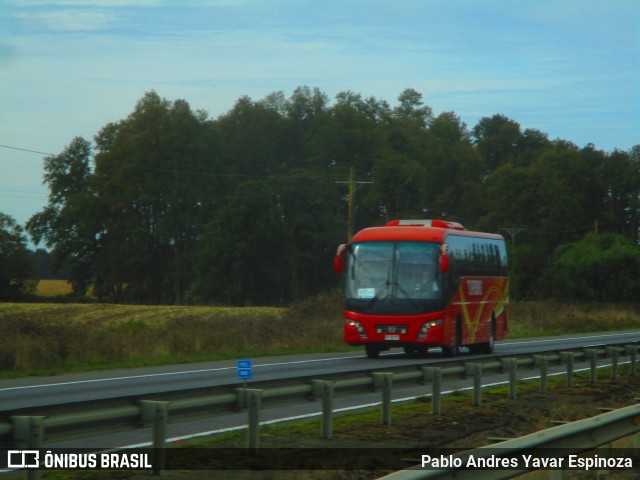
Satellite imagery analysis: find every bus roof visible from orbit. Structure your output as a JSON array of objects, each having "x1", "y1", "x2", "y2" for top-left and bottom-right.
[{"x1": 351, "y1": 219, "x2": 504, "y2": 243}]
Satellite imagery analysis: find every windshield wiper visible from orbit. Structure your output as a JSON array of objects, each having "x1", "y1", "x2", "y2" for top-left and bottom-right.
[
  {"x1": 366, "y1": 280, "x2": 391, "y2": 309},
  {"x1": 393, "y1": 282, "x2": 420, "y2": 310},
  {"x1": 366, "y1": 267, "x2": 392, "y2": 310}
]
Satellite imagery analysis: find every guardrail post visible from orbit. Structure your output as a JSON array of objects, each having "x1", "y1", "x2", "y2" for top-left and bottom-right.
[
  {"x1": 140, "y1": 400, "x2": 171, "y2": 475},
  {"x1": 422, "y1": 367, "x2": 442, "y2": 415},
  {"x1": 501, "y1": 359, "x2": 518, "y2": 399},
  {"x1": 245, "y1": 389, "x2": 262, "y2": 453},
  {"x1": 236, "y1": 387, "x2": 248, "y2": 410},
  {"x1": 465, "y1": 363, "x2": 483, "y2": 407},
  {"x1": 534, "y1": 355, "x2": 549, "y2": 393},
  {"x1": 626, "y1": 345, "x2": 638, "y2": 376},
  {"x1": 373, "y1": 372, "x2": 394, "y2": 426},
  {"x1": 584, "y1": 349, "x2": 599, "y2": 383},
  {"x1": 11, "y1": 416, "x2": 45, "y2": 480},
  {"x1": 560, "y1": 352, "x2": 575, "y2": 387},
  {"x1": 312, "y1": 380, "x2": 335, "y2": 439},
  {"x1": 606, "y1": 347, "x2": 623, "y2": 379}
]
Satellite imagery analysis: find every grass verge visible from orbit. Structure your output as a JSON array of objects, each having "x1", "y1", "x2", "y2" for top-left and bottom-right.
[{"x1": 1, "y1": 294, "x2": 638, "y2": 377}]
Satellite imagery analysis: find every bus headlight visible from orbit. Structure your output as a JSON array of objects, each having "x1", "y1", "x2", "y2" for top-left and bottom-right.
[
  {"x1": 417, "y1": 319, "x2": 442, "y2": 340},
  {"x1": 346, "y1": 320, "x2": 367, "y2": 339}
]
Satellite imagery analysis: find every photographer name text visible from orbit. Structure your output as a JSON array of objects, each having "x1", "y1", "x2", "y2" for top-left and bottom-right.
[{"x1": 422, "y1": 453, "x2": 633, "y2": 471}]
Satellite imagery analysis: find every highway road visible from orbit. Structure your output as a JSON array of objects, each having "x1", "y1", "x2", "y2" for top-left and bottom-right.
[{"x1": 2, "y1": 330, "x2": 639, "y2": 449}]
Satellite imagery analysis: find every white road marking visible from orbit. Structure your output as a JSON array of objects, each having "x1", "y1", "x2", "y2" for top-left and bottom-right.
[
  {"x1": 4, "y1": 331, "x2": 637, "y2": 391},
  {"x1": 1, "y1": 355, "x2": 361, "y2": 391}
]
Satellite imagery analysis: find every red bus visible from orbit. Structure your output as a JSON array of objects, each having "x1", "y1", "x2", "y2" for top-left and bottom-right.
[{"x1": 334, "y1": 219, "x2": 509, "y2": 358}]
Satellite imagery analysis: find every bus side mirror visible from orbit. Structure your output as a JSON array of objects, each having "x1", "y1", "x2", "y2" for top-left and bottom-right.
[
  {"x1": 440, "y1": 254, "x2": 449, "y2": 273},
  {"x1": 333, "y1": 244, "x2": 347, "y2": 274},
  {"x1": 440, "y1": 244, "x2": 449, "y2": 273}
]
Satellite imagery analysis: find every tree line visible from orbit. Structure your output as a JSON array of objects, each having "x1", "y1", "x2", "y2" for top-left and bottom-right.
[{"x1": 1, "y1": 87, "x2": 639, "y2": 304}]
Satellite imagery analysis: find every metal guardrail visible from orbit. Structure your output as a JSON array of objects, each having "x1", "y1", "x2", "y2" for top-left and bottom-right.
[
  {"x1": 2, "y1": 342, "x2": 640, "y2": 477},
  {"x1": 377, "y1": 402, "x2": 640, "y2": 479}
]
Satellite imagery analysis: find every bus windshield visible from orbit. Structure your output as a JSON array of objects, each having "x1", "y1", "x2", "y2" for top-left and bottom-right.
[{"x1": 345, "y1": 241, "x2": 444, "y2": 315}]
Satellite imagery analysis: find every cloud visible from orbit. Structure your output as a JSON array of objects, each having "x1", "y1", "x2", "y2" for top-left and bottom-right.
[
  {"x1": 7, "y1": 0, "x2": 159, "y2": 6},
  {"x1": 14, "y1": 9, "x2": 119, "y2": 32}
]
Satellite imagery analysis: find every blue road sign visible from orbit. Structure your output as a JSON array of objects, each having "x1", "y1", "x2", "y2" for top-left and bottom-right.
[
  {"x1": 237, "y1": 360, "x2": 252, "y2": 369},
  {"x1": 237, "y1": 359, "x2": 253, "y2": 380}
]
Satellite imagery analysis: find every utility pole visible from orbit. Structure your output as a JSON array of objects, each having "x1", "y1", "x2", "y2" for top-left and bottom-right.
[{"x1": 336, "y1": 167, "x2": 373, "y2": 241}]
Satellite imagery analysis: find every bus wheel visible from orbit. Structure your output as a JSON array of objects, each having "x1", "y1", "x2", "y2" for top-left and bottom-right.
[
  {"x1": 365, "y1": 345, "x2": 381, "y2": 358},
  {"x1": 442, "y1": 343, "x2": 459, "y2": 357},
  {"x1": 403, "y1": 346, "x2": 417, "y2": 356},
  {"x1": 481, "y1": 319, "x2": 495, "y2": 354},
  {"x1": 442, "y1": 322, "x2": 461, "y2": 357}
]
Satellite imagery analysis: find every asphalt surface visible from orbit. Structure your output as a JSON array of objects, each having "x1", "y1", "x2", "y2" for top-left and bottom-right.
[{"x1": 2, "y1": 330, "x2": 639, "y2": 448}]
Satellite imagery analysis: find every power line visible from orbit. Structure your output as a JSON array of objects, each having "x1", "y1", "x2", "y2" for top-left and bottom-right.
[
  {"x1": 498, "y1": 226, "x2": 527, "y2": 245},
  {"x1": 0, "y1": 144, "x2": 55, "y2": 156},
  {"x1": 0, "y1": 193, "x2": 48, "y2": 201},
  {"x1": 499, "y1": 224, "x2": 597, "y2": 244},
  {"x1": 0, "y1": 188, "x2": 47, "y2": 194},
  {"x1": 123, "y1": 164, "x2": 343, "y2": 180},
  {"x1": 0, "y1": 143, "x2": 345, "y2": 180}
]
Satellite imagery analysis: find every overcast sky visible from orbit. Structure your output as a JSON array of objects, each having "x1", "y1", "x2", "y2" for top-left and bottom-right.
[{"x1": 1, "y1": 0, "x2": 639, "y2": 237}]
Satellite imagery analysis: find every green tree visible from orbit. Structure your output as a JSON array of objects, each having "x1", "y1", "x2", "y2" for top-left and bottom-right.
[
  {"x1": 26, "y1": 86, "x2": 637, "y2": 306},
  {"x1": 473, "y1": 114, "x2": 522, "y2": 173},
  {"x1": 516, "y1": 128, "x2": 551, "y2": 166},
  {"x1": 385, "y1": 89, "x2": 431, "y2": 157},
  {"x1": 274, "y1": 172, "x2": 345, "y2": 299},
  {"x1": 215, "y1": 95, "x2": 291, "y2": 176},
  {"x1": 29, "y1": 248, "x2": 55, "y2": 279},
  {"x1": 394, "y1": 87, "x2": 433, "y2": 128},
  {"x1": 423, "y1": 112, "x2": 485, "y2": 222},
  {"x1": 541, "y1": 233, "x2": 640, "y2": 302},
  {"x1": 193, "y1": 179, "x2": 290, "y2": 305},
  {"x1": 309, "y1": 90, "x2": 384, "y2": 176},
  {"x1": 371, "y1": 151, "x2": 428, "y2": 219},
  {"x1": 193, "y1": 169, "x2": 344, "y2": 305},
  {"x1": 26, "y1": 137, "x2": 97, "y2": 295},
  {"x1": 478, "y1": 140, "x2": 598, "y2": 298},
  {"x1": 282, "y1": 86, "x2": 330, "y2": 171},
  {"x1": 365, "y1": 89, "x2": 433, "y2": 221},
  {"x1": 93, "y1": 91, "x2": 218, "y2": 304},
  {"x1": 598, "y1": 149, "x2": 640, "y2": 240},
  {"x1": 0, "y1": 213, "x2": 33, "y2": 299}
]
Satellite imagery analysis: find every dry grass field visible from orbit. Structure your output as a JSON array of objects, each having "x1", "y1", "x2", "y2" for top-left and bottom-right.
[
  {"x1": 34, "y1": 279, "x2": 75, "y2": 297},
  {"x1": 509, "y1": 301, "x2": 640, "y2": 336},
  {"x1": 0, "y1": 291, "x2": 345, "y2": 376},
  {"x1": 0, "y1": 293, "x2": 638, "y2": 377}
]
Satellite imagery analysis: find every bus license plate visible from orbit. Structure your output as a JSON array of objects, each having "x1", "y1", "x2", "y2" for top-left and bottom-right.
[{"x1": 385, "y1": 334, "x2": 400, "y2": 341}]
